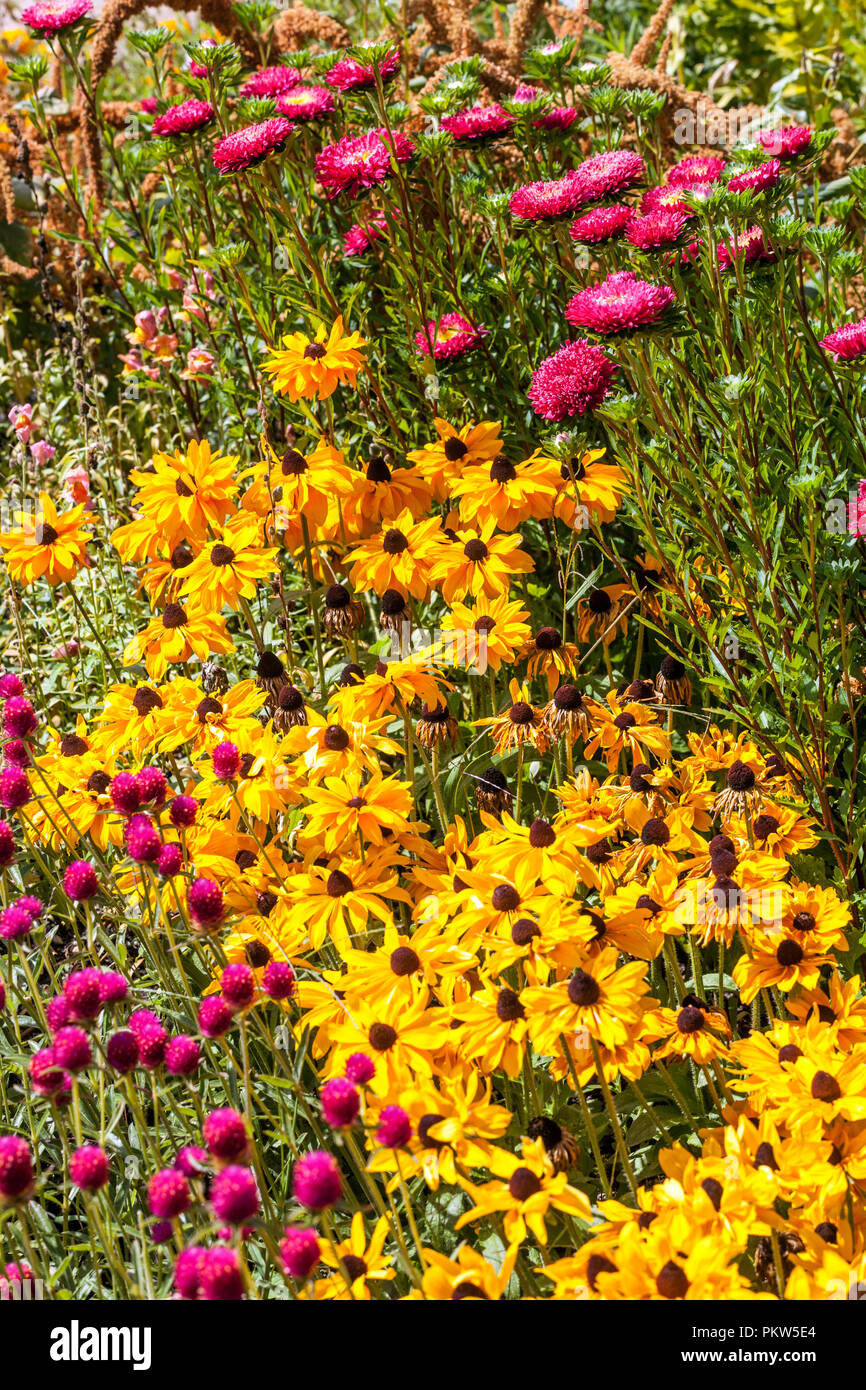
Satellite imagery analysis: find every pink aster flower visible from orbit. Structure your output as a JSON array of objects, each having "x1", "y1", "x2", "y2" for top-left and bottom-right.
[
  {"x1": 326, "y1": 45, "x2": 400, "y2": 92},
  {"x1": 315, "y1": 128, "x2": 414, "y2": 200},
  {"x1": 570, "y1": 148, "x2": 645, "y2": 202},
  {"x1": 640, "y1": 185, "x2": 698, "y2": 216},
  {"x1": 414, "y1": 313, "x2": 488, "y2": 362},
  {"x1": 666, "y1": 155, "x2": 726, "y2": 189},
  {"x1": 626, "y1": 207, "x2": 690, "y2": 250},
  {"x1": 21, "y1": 0, "x2": 91, "y2": 35},
  {"x1": 820, "y1": 318, "x2": 866, "y2": 362},
  {"x1": 441, "y1": 104, "x2": 515, "y2": 144},
  {"x1": 343, "y1": 212, "x2": 388, "y2": 257},
  {"x1": 239, "y1": 66, "x2": 301, "y2": 100},
  {"x1": 511, "y1": 85, "x2": 577, "y2": 131},
  {"x1": 849, "y1": 480, "x2": 866, "y2": 535},
  {"x1": 566, "y1": 270, "x2": 675, "y2": 336},
  {"x1": 152, "y1": 99, "x2": 215, "y2": 138},
  {"x1": 212, "y1": 118, "x2": 294, "y2": 175},
  {"x1": 727, "y1": 158, "x2": 781, "y2": 195},
  {"x1": 758, "y1": 125, "x2": 813, "y2": 159},
  {"x1": 510, "y1": 173, "x2": 587, "y2": 222},
  {"x1": 528, "y1": 339, "x2": 617, "y2": 421},
  {"x1": 569, "y1": 204, "x2": 634, "y2": 245},
  {"x1": 277, "y1": 85, "x2": 336, "y2": 121},
  {"x1": 716, "y1": 225, "x2": 777, "y2": 271}
]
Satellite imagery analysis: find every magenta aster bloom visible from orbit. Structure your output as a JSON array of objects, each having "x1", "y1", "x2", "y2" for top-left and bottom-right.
[
  {"x1": 414, "y1": 312, "x2": 488, "y2": 362},
  {"x1": 640, "y1": 185, "x2": 697, "y2": 216},
  {"x1": 528, "y1": 339, "x2": 617, "y2": 421},
  {"x1": 666, "y1": 154, "x2": 726, "y2": 189},
  {"x1": 152, "y1": 99, "x2": 214, "y2": 138},
  {"x1": 326, "y1": 45, "x2": 400, "y2": 92},
  {"x1": 277, "y1": 85, "x2": 336, "y2": 121},
  {"x1": 511, "y1": 85, "x2": 577, "y2": 131},
  {"x1": 758, "y1": 124, "x2": 812, "y2": 159},
  {"x1": 716, "y1": 225, "x2": 777, "y2": 271},
  {"x1": 212, "y1": 118, "x2": 295, "y2": 174},
  {"x1": 510, "y1": 173, "x2": 588, "y2": 222},
  {"x1": 849, "y1": 480, "x2": 866, "y2": 535},
  {"x1": 727, "y1": 158, "x2": 781, "y2": 194},
  {"x1": 21, "y1": 0, "x2": 91, "y2": 34},
  {"x1": 820, "y1": 318, "x2": 866, "y2": 362},
  {"x1": 441, "y1": 103, "x2": 515, "y2": 144},
  {"x1": 569, "y1": 203, "x2": 634, "y2": 245},
  {"x1": 316, "y1": 128, "x2": 414, "y2": 200},
  {"x1": 343, "y1": 211, "x2": 388, "y2": 257},
  {"x1": 570, "y1": 149, "x2": 644, "y2": 203},
  {"x1": 626, "y1": 207, "x2": 690, "y2": 250},
  {"x1": 239, "y1": 66, "x2": 301, "y2": 100},
  {"x1": 566, "y1": 270, "x2": 676, "y2": 335}
]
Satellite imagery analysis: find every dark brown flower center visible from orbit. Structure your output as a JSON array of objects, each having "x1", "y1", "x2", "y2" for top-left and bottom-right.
[
  {"x1": 496, "y1": 988, "x2": 525, "y2": 1022},
  {"x1": 303, "y1": 343, "x2": 327, "y2": 359},
  {"x1": 508, "y1": 1167, "x2": 542, "y2": 1202},
  {"x1": 368, "y1": 1022, "x2": 397, "y2": 1052},
  {"x1": 210, "y1": 543, "x2": 236, "y2": 566},
  {"x1": 567, "y1": 970, "x2": 600, "y2": 1007},
  {"x1": 390, "y1": 946, "x2": 420, "y2": 976},
  {"x1": 161, "y1": 603, "x2": 187, "y2": 629},
  {"x1": 326, "y1": 870, "x2": 353, "y2": 898},
  {"x1": 463, "y1": 539, "x2": 488, "y2": 562}
]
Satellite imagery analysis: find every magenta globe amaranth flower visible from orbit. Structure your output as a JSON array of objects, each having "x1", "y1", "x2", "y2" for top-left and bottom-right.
[
  {"x1": 125, "y1": 815, "x2": 162, "y2": 863},
  {"x1": 138, "y1": 1023, "x2": 169, "y2": 1070},
  {"x1": 320, "y1": 1077, "x2": 360, "y2": 1129},
  {"x1": 292, "y1": 1150, "x2": 342, "y2": 1209},
  {"x1": 175, "y1": 1145, "x2": 208, "y2": 1178},
  {"x1": 148, "y1": 1167, "x2": 190, "y2": 1219},
  {"x1": 0, "y1": 820, "x2": 15, "y2": 865},
  {"x1": 281, "y1": 1226, "x2": 320, "y2": 1279},
  {"x1": 135, "y1": 764, "x2": 167, "y2": 805},
  {"x1": 106, "y1": 1029, "x2": 140, "y2": 1074},
  {"x1": 211, "y1": 1165, "x2": 260, "y2": 1223},
  {"x1": 29, "y1": 1047, "x2": 65, "y2": 1097},
  {"x1": 152, "y1": 99, "x2": 215, "y2": 137},
  {"x1": 0, "y1": 905, "x2": 33, "y2": 940},
  {"x1": 69, "y1": 1145, "x2": 109, "y2": 1191},
  {"x1": 45, "y1": 995, "x2": 71, "y2": 1032},
  {"x1": 344, "y1": 1051, "x2": 376, "y2": 1084},
  {"x1": 64, "y1": 967, "x2": 103, "y2": 1020},
  {"x1": 376, "y1": 1104, "x2": 412, "y2": 1148},
  {"x1": 63, "y1": 859, "x2": 98, "y2": 900},
  {"x1": 529, "y1": 339, "x2": 617, "y2": 421},
  {"x1": 98, "y1": 970, "x2": 129, "y2": 1005},
  {"x1": 203, "y1": 1107, "x2": 249, "y2": 1163},
  {"x1": 200, "y1": 1246, "x2": 244, "y2": 1300},
  {"x1": 129, "y1": 1007, "x2": 161, "y2": 1036},
  {"x1": 188, "y1": 876, "x2": 224, "y2": 926},
  {"x1": 0, "y1": 766, "x2": 30, "y2": 809},
  {"x1": 820, "y1": 318, "x2": 866, "y2": 362},
  {"x1": 221, "y1": 962, "x2": 256, "y2": 1010},
  {"x1": 263, "y1": 960, "x2": 294, "y2": 999},
  {"x1": 198, "y1": 995, "x2": 233, "y2": 1038},
  {"x1": 0, "y1": 1136, "x2": 33, "y2": 1201},
  {"x1": 169, "y1": 793, "x2": 197, "y2": 827},
  {"x1": 157, "y1": 843, "x2": 183, "y2": 877},
  {"x1": 174, "y1": 1246, "x2": 207, "y2": 1299},
  {"x1": 315, "y1": 128, "x2": 414, "y2": 200},
  {"x1": 53, "y1": 1025, "x2": 92, "y2": 1072},
  {"x1": 4, "y1": 697, "x2": 36, "y2": 739},
  {"x1": 415, "y1": 313, "x2": 488, "y2": 363},
  {"x1": 109, "y1": 771, "x2": 141, "y2": 815},
  {"x1": 566, "y1": 270, "x2": 676, "y2": 336},
  {"x1": 165, "y1": 1034, "x2": 202, "y2": 1077},
  {"x1": 212, "y1": 740, "x2": 240, "y2": 780},
  {"x1": 0, "y1": 674, "x2": 25, "y2": 699},
  {"x1": 212, "y1": 118, "x2": 295, "y2": 175}
]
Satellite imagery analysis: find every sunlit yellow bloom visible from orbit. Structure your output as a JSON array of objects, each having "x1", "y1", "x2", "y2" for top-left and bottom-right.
[
  {"x1": 0, "y1": 491, "x2": 92, "y2": 586},
  {"x1": 262, "y1": 315, "x2": 366, "y2": 401}
]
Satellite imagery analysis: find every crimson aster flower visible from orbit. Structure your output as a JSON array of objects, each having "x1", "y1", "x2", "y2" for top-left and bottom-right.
[
  {"x1": 820, "y1": 318, "x2": 866, "y2": 362},
  {"x1": 441, "y1": 104, "x2": 515, "y2": 144},
  {"x1": 326, "y1": 45, "x2": 400, "y2": 92},
  {"x1": 716, "y1": 225, "x2": 777, "y2": 270},
  {"x1": 343, "y1": 212, "x2": 388, "y2": 257},
  {"x1": 315, "y1": 128, "x2": 414, "y2": 200},
  {"x1": 277, "y1": 85, "x2": 336, "y2": 121},
  {"x1": 566, "y1": 270, "x2": 675, "y2": 336},
  {"x1": 666, "y1": 154, "x2": 726, "y2": 188},
  {"x1": 640, "y1": 185, "x2": 699, "y2": 216},
  {"x1": 757, "y1": 124, "x2": 812, "y2": 158},
  {"x1": 152, "y1": 99, "x2": 215, "y2": 137},
  {"x1": 21, "y1": 0, "x2": 91, "y2": 33},
  {"x1": 510, "y1": 173, "x2": 587, "y2": 222},
  {"x1": 727, "y1": 158, "x2": 781, "y2": 194},
  {"x1": 511, "y1": 85, "x2": 578, "y2": 132},
  {"x1": 528, "y1": 339, "x2": 617, "y2": 421},
  {"x1": 212, "y1": 118, "x2": 294, "y2": 174},
  {"x1": 415, "y1": 313, "x2": 488, "y2": 362},
  {"x1": 239, "y1": 66, "x2": 301, "y2": 99},
  {"x1": 626, "y1": 207, "x2": 690, "y2": 250},
  {"x1": 569, "y1": 203, "x2": 634, "y2": 245},
  {"x1": 570, "y1": 148, "x2": 644, "y2": 202}
]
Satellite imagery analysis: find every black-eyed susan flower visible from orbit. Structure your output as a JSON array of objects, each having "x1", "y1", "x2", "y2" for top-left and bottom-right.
[
  {"x1": 455, "y1": 1136, "x2": 591, "y2": 1246},
  {"x1": 111, "y1": 439, "x2": 239, "y2": 559},
  {"x1": 122, "y1": 603, "x2": 234, "y2": 679},
  {"x1": 449, "y1": 449, "x2": 561, "y2": 530},
  {"x1": 439, "y1": 593, "x2": 531, "y2": 674},
  {"x1": 428, "y1": 520, "x2": 534, "y2": 605},
  {"x1": 262, "y1": 316, "x2": 367, "y2": 401},
  {"x1": 314, "y1": 1214, "x2": 395, "y2": 1300},
  {"x1": 0, "y1": 491, "x2": 92, "y2": 586},
  {"x1": 406, "y1": 417, "x2": 504, "y2": 500},
  {"x1": 180, "y1": 515, "x2": 279, "y2": 614},
  {"x1": 299, "y1": 769, "x2": 414, "y2": 853},
  {"x1": 346, "y1": 507, "x2": 443, "y2": 600}
]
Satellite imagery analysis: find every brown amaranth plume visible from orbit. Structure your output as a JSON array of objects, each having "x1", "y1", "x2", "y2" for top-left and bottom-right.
[{"x1": 272, "y1": 3, "x2": 350, "y2": 52}]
